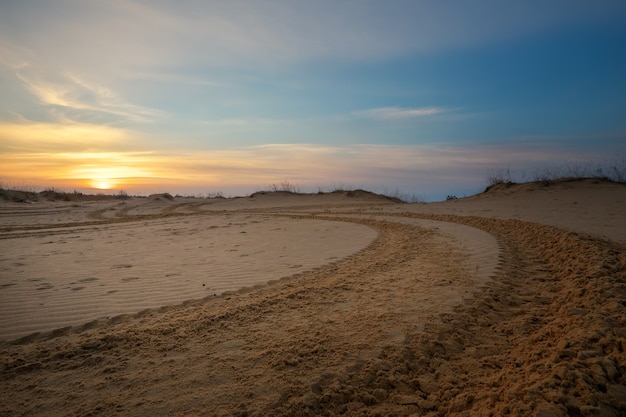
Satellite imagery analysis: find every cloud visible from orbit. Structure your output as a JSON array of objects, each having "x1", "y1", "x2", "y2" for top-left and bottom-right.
[
  {"x1": 0, "y1": 120, "x2": 135, "y2": 152},
  {"x1": 3, "y1": 1, "x2": 625, "y2": 76},
  {"x1": 2, "y1": 1, "x2": 624, "y2": 139},
  {"x1": 155, "y1": 1, "x2": 626, "y2": 65},
  {"x1": 353, "y1": 107, "x2": 445, "y2": 120},
  {"x1": 0, "y1": 149, "x2": 161, "y2": 191},
  {"x1": 197, "y1": 118, "x2": 275, "y2": 128},
  {"x1": 14, "y1": 67, "x2": 164, "y2": 124}
]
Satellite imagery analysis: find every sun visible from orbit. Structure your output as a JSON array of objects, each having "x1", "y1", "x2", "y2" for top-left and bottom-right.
[{"x1": 91, "y1": 178, "x2": 115, "y2": 190}]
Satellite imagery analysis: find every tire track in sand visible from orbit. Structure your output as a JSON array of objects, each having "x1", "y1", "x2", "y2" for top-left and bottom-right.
[
  {"x1": 1, "y1": 211, "x2": 624, "y2": 416},
  {"x1": 276, "y1": 213, "x2": 625, "y2": 416},
  {"x1": 0, "y1": 216, "x2": 480, "y2": 416}
]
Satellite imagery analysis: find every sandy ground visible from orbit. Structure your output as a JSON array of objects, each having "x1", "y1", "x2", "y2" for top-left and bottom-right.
[{"x1": 0, "y1": 181, "x2": 625, "y2": 416}]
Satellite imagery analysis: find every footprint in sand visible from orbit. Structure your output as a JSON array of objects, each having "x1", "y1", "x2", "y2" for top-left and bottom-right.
[
  {"x1": 35, "y1": 283, "x2": 54, "y2": 290},
  {"x1": 112, "y1": 264, "x2": 133, "y2": 269}
]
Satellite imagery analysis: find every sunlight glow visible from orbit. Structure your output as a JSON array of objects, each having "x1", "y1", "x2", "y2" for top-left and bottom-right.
[{"x1": 90, "y1": 178, "x2": 116, "y2": 190}]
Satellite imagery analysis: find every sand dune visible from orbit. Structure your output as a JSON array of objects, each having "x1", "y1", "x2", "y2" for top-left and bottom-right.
[{"x1": 1, "y1": 181, "x2": 625, "y2": 416}]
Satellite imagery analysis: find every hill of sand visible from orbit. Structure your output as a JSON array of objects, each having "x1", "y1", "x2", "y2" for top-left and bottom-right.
[{"x1": 1, "y1": 181, "x2": 625, "y2": 416}]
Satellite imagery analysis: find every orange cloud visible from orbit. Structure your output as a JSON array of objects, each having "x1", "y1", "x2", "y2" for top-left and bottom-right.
[{"x1": 0, "y1": 121, "x2": 129, "y2": 151}]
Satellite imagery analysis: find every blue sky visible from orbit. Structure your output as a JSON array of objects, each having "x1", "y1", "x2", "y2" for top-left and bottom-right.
[{"x1": 1, "y1": 1, "x2": 625, "y2": 200}]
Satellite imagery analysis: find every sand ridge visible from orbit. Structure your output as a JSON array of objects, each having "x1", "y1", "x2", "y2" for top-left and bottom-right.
[{"x1": 1, "y1": 182, "x2": 625, "y2": 416}]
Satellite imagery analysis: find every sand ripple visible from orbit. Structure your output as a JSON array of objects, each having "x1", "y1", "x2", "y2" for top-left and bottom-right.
[{"x1": 0, "y1": 214, "x2": 376, "y2": 341}]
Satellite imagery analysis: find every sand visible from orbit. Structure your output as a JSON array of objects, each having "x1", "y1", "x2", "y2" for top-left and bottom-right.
[
  {"x1": 0, "y1": 181, "x2": 625, "y2": 416},
  {"x1": 0, "y1": 211, "x2": 376, "y2": 341}
]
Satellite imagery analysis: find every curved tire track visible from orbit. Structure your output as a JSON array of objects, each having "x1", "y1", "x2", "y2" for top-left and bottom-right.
[
  {"x1": 277, "y1": 213, "x2": 626, "y2": 416},
  {"x1": 1, "y1": 208, "x2": 624, "y2": 416}
]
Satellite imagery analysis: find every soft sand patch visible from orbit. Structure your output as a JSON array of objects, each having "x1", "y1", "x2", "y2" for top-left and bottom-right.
[{"x1": 0, "y1": 213, "x2": 376, "y2": 341}]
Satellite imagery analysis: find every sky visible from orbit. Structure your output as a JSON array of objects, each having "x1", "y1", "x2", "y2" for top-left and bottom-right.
[{"x1": 1, "y1": 0, "x2": 625, "y2": 201}]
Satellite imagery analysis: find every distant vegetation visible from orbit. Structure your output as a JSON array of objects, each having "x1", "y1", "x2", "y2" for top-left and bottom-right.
[
  {"x1": 268, "y1": 181, "x2": 301, "y2": 193},
  {"x1": 0, "y1": 182, "x2": 132, "y2": 203},
  {"x1": 487, "y1": 159, "x2": 626, "y2": 188},
  {"x1": 259, "y1": 181, "x2": 422, "y2": 203},
  {"x1": 0, "y1": 181, "x2": 407, "y2": 204},
  {"x1": 487, "y1": 167, "x2": 514, "y2": 187}
]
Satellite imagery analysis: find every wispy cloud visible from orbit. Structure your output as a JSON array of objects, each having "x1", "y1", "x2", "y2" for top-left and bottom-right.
[
  {"x1": 14, "y1": 67, "x2": 164, "y2": 124},
  {"x1": 0, "y1": 120, "x2": 134, "y2": 152},
  {"x1": 353, "y1": 107, "x2": 445, "y2": 121},
  {"x1": 4, "y1": 1, "x2": 623, "y2": 75},
  {"x1": 197, "y1": 118, "x2": 265, "y2": 128},
  {"x1": 124, "y1": 70, "x2": 224, "y2": 87}
]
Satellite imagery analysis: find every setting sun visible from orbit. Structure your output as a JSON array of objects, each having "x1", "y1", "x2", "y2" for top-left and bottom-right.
[{"x1": 91, "y1": 179, "x2": 115, "y2": 190}]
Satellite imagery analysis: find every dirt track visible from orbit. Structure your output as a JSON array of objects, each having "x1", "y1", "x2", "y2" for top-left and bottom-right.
[{"x1": 1, "y1": 198, "x2": 625, "y2": 416}]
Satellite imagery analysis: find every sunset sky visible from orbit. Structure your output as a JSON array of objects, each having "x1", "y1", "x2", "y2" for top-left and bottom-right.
[{"x1": 1, "y1": 1, "x2": 625, "y2": 200}]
